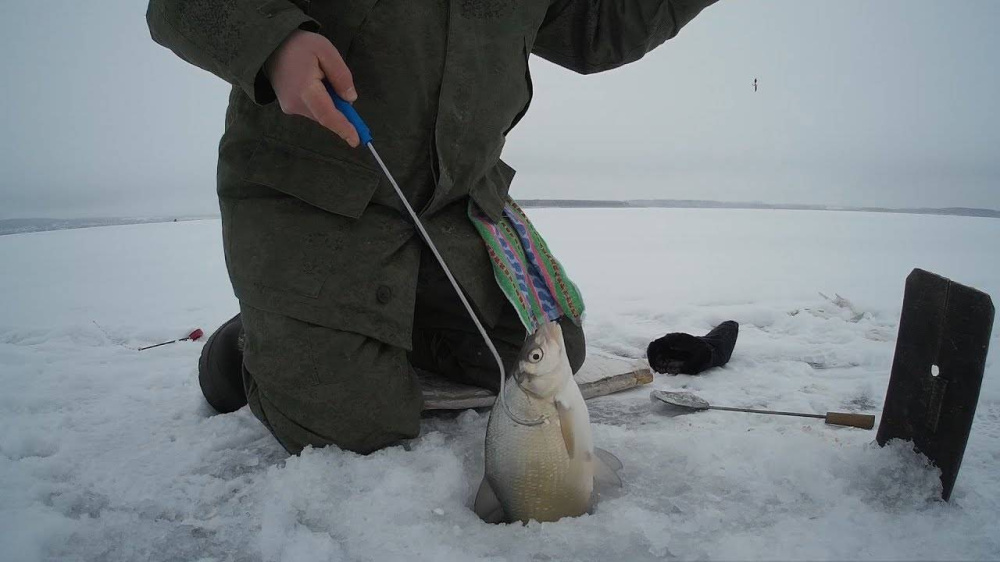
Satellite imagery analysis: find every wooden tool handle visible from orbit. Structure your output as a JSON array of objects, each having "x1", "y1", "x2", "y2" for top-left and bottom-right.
[
  {"x1": 580, "y1": 369, "x2": 653, "y2": 401},
  {"x1": 824, "y1": 412, "x2": 876, "y2": 429}
]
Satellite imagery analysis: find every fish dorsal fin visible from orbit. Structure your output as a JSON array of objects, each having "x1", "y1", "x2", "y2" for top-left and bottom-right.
[
  {"x1": 473, "y1": 477, "x2": 505, "y2": 524},
  {"x1": 554, "y1": 398, "x2": 576, "y2": 459}
]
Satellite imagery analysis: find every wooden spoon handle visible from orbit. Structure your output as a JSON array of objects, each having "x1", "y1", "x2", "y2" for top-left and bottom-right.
[{"x1": 825, "y1": 412, "x2": 876, "y2": 429}]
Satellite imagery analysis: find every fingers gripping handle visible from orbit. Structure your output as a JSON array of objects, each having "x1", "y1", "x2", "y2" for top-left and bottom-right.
[{"x1": 323, "y1": 80, "x2": 373, "y2": 146}]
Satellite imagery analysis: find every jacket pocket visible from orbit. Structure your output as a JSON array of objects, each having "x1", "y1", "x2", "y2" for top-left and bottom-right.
[{"x1": 245, "y1": 137, "x2": 380, "y2": 219}]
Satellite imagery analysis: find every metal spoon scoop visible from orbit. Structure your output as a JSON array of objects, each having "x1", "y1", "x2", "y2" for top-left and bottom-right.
[{"x1": 650, "y1": 390, "x2": 876, "y2": 429}]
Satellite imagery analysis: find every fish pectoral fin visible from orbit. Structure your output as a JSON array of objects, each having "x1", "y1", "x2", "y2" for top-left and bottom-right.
[
  {"x1": 593, "y1": 447, "x2": 624, "y2": 490},
  {"x1": 473, "y1": 477, "x2": 505, "y2": 524},
  {"x1": 555, "y1": 399, "x2": 576, "y2": 459}
]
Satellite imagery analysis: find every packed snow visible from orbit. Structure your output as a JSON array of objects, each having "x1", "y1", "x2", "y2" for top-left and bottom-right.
[{"x1": 1, "y1": 209, "x2": 998, "y2": 561}]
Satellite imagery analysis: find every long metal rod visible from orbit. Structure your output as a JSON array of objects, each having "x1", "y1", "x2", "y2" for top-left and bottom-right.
[
  {"x1": 366, "y1": 143, "x2": 544, "y2": 427},
  {"x1": 708, "y1": 405, "x2": 825, "y2": 419}
]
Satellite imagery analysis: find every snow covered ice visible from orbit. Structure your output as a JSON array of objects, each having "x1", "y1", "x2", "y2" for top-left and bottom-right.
[{"x1": 1, "y1": 209, "x2": 998, "y2": 561}]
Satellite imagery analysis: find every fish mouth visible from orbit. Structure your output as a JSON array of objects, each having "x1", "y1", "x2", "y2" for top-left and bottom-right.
[
  {"x1": 529, "y1": 322, "x2": 564, "y2": 357},
  {"x1": 536, "y1": 321, "x2": 562, "y2": 342}
]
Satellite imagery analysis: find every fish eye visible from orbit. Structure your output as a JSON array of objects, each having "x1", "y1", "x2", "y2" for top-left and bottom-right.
[{"x1": 528, "y1": 348, "x2": 544, "y2": 363}]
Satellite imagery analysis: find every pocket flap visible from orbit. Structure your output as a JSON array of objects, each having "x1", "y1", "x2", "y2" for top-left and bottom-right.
[{"x1": 245, "y1": 137, "x2": 380, "y2": 219}]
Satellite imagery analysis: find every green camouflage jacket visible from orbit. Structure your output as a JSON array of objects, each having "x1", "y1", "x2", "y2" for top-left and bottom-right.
[{"x1": 147, "y1": 0, "x2": 717, "y2": 349}]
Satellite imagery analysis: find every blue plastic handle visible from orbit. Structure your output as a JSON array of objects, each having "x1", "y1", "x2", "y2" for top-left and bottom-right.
[{"x1": 323, "y1": 80, "x2": 373, "y2": 145}]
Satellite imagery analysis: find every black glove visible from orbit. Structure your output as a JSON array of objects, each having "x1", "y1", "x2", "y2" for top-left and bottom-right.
[{"x1": 647, "y1": 321, "x2": 739, "y2": 375}]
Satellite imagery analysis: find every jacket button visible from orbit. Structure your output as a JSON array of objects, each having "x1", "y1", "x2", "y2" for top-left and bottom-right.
[{"x1": 376, "y1": 285, "x2": 393, "y2": 304}]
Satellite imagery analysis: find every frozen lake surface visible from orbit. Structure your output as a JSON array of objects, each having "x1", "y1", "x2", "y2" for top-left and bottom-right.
[{"x1": 1, "y1": 208, "x2": 998, "y2": 561}]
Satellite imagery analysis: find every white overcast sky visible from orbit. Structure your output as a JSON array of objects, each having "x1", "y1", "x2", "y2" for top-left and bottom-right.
[{"x1": 1, "y1": 1, "x2": 998, "y2": 219}]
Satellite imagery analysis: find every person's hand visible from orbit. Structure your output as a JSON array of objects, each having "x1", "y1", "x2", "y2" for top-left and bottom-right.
[{"x1": 264, "y1": 30, "x2": 360, "y2": 147}]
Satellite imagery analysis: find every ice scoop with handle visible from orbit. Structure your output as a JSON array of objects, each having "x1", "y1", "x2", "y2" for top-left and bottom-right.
[{"x1": 650, "y1": 390, "x2": 876, "y2": 429}]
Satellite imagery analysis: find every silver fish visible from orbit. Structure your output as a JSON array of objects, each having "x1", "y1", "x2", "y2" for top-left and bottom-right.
[{"x1": 474, "y1": 321, "x2": 623, "y2": 524}]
